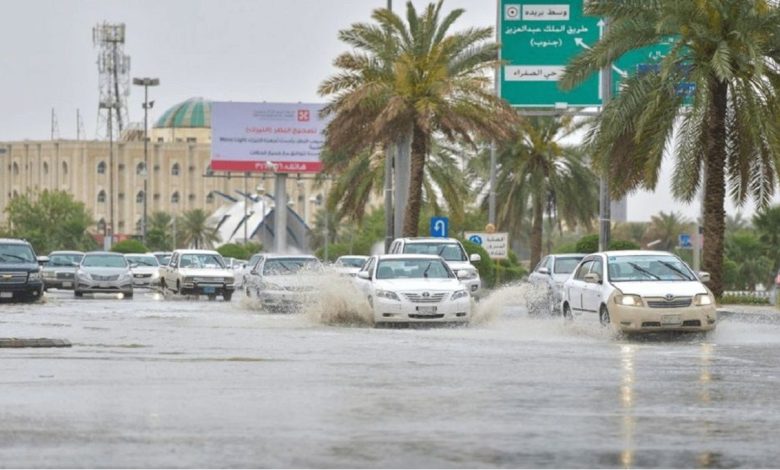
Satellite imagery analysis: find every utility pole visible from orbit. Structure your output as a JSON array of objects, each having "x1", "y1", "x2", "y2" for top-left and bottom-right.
[
  {"x1": 598, "y1": 18, "x2": 612, "y2": 251},
  {"x1": 132, "y1": 77, "x2": 159, "y2": 246},
  {"x1": 384, "y1": 0, "x2": 394, "y2": 250}
]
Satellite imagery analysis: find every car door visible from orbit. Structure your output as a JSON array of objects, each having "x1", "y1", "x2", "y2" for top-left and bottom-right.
[
  {"x1": 567, "y1": 259, "x2": 593, "y2": 315},
  {"x1": 164, "y1": 252, "x2": 179, "y2": 286},
  {"x1": 529, "y1": 256, "x2": 549, "y2": 286},
  {"x1": 582, "y1": 256, "x2": 604, "y2": 315},
  {"x1": 354, "y1": 256, "x2": 376, "y2": 296}
]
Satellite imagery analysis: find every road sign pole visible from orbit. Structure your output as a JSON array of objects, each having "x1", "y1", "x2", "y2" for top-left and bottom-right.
[{"x1": 598, "y1": 17, "x2": 611, "y2": 252}]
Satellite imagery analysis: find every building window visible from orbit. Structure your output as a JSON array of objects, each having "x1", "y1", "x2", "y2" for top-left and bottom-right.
[
  {"x1": 136, "y1": 191, "x2": 145, "y2": 203},
  {"x1": 12, "y1": 190, "x2": 19, "y2": 198},
  {"x1": 154, "y1": 164, "x2": 160, "y2": 172},
  {"x1": 97, "y1": 190, "x2": 106, "y2": 203},
  {"x1": 12, "y1": 162, "x2": 19, "y2": 175},
  {"x1": 189, "y1": 164, "x2": 196, "y2": 173},
  {"x1": 186, "y1": 137, "x2": 197, "y2": 143},
  {"x1": 171, "y1": 163, "x2": 180, "y2": 176},
  {"x1": 171, "y1": 191, "x2": 180, "y2": 203},
  {"x1": 43, "y1": 161, "x2": 49, "y2": 175},
  {"x1": 188, "y1": 193, "x2": 195, "y2": 201},
  {"x1": 206, "y1": 192, "x2": 215, "y2": 204},
  {"x1": 118, "y1": 221, "x2": 125, "y2": 230},
  {"x1": 153, "y1": 193, "x2": 160, "y2": 201},
  {"x1": 97, "y1": 161, "x2": 106, "y2": 174},
  {"x1": 136, "y1": 162, "x2": 145, "y2": 175},
  {"x1": 118, "y1": 192, "x2": 125, "y2": 201},
  {"x1": 62, "y1": 161, "x2": 68, "y2": 176},
  {"x1": 97, "y1": 219, "x2": 106, "y2": 233},
  {"x1": 118, "y1": 163, "x2": 125, "y2": 171},
  {"x1": 205, "y1": 164, "x2": 214, "y2": 176}
]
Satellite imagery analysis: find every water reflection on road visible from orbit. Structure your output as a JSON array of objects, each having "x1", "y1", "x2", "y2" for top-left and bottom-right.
[{"x1": 1, "y1": 286, "x2": 779, "y2": 467}]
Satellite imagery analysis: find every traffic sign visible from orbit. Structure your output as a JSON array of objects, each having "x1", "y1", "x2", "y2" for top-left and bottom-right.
[
  {"x1": 678, "y1": 234, "x2": 692, "y2": 249},
  {"x1": 465, "y1": 232, "x2": 509, "y2": 260},
  {"x1": 430, "y1": 217, "x2": 449, "y2": 238},
  {"x1": 468, "y1": 234, "x2": 483, "y2": 245},
  {"x1": 498, "y1": 0, "x2": 673, "y2": 108}
]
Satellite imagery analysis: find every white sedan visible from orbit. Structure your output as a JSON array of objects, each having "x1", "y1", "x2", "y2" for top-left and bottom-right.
[
  {"x1": 561, "y1": 250, "x2": 717, "y2": 333},
  {"x1": 354, "y1": 254, "x2": 471, "y2": 325}
]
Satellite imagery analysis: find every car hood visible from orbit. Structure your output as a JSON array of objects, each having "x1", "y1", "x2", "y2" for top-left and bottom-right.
[
  {"x1": 130, "y1": 266, "x2": 159, "y2": 275},
  {"x1": 178, "y1": 268, "x2": 234, "y2": 278},
  {"x1": 374, "y1": 278, "x2": 463, "y2": 291},
  {"x1": 444, "y1": 261, "x2": 477, "y2": 272},
  {"x1": 79, "y1": 267, "x2": 129, "y2": 275},
  {"x1": 263, "y1": 273, "x2": 320, "y2": 288},
  {"x1": 0, "y1": 262, "x2": 38, "y2": 272},
  {"x1": 43, "y1": 266, "x2": 77, "y2": 273},
  {"x1": 612, "y1": 281, "x2": 708, "y2": 297}
]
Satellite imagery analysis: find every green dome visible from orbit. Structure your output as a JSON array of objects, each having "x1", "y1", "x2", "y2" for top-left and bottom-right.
[{"x1": 154, "y1": 97, "x2": 211, "y2": 128}]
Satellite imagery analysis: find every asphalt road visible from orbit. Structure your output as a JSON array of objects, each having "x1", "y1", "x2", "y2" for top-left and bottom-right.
[{"x1": 1, "y1": 286, "x2": 779, "y2": 468}]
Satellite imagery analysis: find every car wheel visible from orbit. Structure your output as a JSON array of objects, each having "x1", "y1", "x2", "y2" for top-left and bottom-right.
[
  {"x1": 599, "y1": 305, "x2": 610, "y2": 326},
  {"x1": 123, "y1": 292, "x2": 133, "y2": 299},
  {"x1": 245, "y1": 287, "x2": 251, "y2": 297},
  {"x1": 207, "y1": 294, "x2": 217, "y2": 301},
  {"x1": 74, "y1": 290, "x2": 83, "y2": 297},
  {"x1": 562, "y1": 303, "x2": 573, "y2": 322},
  {"x1": 223, "y1": 291, "x2": 233, "y2": 302}
]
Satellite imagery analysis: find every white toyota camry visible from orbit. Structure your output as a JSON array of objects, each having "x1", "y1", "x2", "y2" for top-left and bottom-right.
[
  {"x1": 354, "y1": 254, "x2": 472, "y2": 325},
  {"x1": 561, "y1": 250, "x2": 717, "y2": 334}
]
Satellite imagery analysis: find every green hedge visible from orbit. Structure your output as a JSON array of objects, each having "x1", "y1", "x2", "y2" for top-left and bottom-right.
[
  {"x1": 111, "y1": 239, "x2": 148, "y2": 254},
  {"x1": 719, "y1": 294, "x2": 771, "y2": 305}
]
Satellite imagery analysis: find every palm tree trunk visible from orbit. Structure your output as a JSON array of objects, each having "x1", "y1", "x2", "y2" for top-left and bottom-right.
[
  {"x1": 703, "y1": 80, "x2": 728, "y2": 298},
  {"x1": 403, "y1": 125, "x2": 427, "y2": 237},
  {"x1": 530, "y1": 194, "x2": 544, "y2": 269}
]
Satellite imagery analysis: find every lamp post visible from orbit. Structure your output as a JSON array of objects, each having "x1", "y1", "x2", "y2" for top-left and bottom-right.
[
  {"x1": 98, "y1": 99, "x2": 116, "y2": 249},
  {"x1": 132, "y1": 77, "x2": 159, "y2": 246}
]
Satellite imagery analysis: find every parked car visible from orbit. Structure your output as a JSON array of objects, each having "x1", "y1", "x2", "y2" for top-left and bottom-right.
[
  {"x1": 354, "y1": 254, "x2": 472, "y2": 326},
  {"x1": 388, "y1": 237, "x2": 481, "y2": 296},
  {"x1": 124, "y1": 253, "x2": 161, "y2": 288},
  {"x1": 41, "y1": 250, "x2": 84, "y2": 290},
  {"x1": 0, "y1": 238, "x2": 45, "y2": 302},
  {"x1": 334, "y1": 255, "x2": 368, "y2": 277},
  {"x1": 75, "y1": 251, "x2": 134, "y2": 298},
  {"x1": 239, "y1": 253, "x2": 265, "y2": 287},
  {"x1": 160, "y1": 249, "x2": 235, "y2": 301},
  {"x1": 244, "y1": 254, "x2": 323, "y2": 312},
  {"x1": 527, "y1": 253, "x2": 586, "y2": 315},
  {"x1": 152, "y1": 251, "x2": 173, "y2": 266},
  {"x1": 561, "y1": 250, "x2": 717, "y2": 334}
]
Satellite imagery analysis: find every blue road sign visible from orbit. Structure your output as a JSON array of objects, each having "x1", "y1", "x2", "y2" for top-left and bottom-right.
[
  {"x1": 468, "y1": 234, "x2": 483, "y2": 245},
  {"x1": 430, "y1": 217, "x2": 449, "y2": 238},
  {"x1": 679, "y1": 234, "x2": 692, "y2": 249}
]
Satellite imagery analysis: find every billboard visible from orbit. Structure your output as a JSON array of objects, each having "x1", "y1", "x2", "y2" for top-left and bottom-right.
[{"x1": 211, "y1": 102, "x2": 326, "y2": 173}]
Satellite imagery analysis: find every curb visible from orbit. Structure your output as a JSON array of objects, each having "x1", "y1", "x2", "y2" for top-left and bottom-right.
[
  {"x1": 0, "y1": 338, "x2": 72, "y2": 348},
  {"x1": 717, "y1": 310, "x2": 780, "y2": 324}
]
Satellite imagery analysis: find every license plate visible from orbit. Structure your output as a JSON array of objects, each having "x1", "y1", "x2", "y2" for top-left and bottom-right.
[
  {"x1": 203, "y1": 286, "x2": 216, "y2": 294},
  {"x1": 662, "y1": 314, "x2": 682, "y2": 325},
  {"x1": 416, "y1": 306, "x2": 437, "y2": 314},
  {"x1": 0, "y1": 292, "x2": 12, "y2": 298},
  {"x1": 62, "y1": 282, "x2": 72, "y2": 288}
]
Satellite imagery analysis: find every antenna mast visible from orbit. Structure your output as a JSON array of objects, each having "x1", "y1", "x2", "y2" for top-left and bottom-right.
[{"x1": 93, "y1": 22, "x2": 130, "y2": 139}]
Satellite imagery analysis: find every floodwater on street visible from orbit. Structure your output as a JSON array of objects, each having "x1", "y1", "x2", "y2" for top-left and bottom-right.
[{"x1": 1, "y1": 284, "x2": 779, "y2": 468}]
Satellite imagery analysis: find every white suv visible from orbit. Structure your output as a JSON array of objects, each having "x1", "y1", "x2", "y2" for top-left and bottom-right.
[{"x1": 388, "y1": 237, "x2": 481, "y2": 296}]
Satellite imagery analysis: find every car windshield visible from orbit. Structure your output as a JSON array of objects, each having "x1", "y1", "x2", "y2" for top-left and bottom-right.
[
  {"x1": 337, "y1": 257, "x2": 366, "y2": 268},
  {"x1": 179, "y1": 254, "x2": 225, "y2": 269},
  {"x1": 0, "y1": 244, "x2": 36, "y2": 264},
  {"x1": 154, "y1": 254, "x2": 171, "y2": 265},
  {"x1": 554, "y1": 257, "x2": 584, "y2": 274},
  {"x1": 402, "y1": 243, "x2": 466, "y2": 262},
  {"x1": 82, "y1": 255, "x2": 128, "y2": 268},
  {"x1": 376, "y1": 258, "x2": 454, "y2": 280},
  {"x1": 608, "y1": 255, "x2": 696, "y2": 282},
  {"x1": 48, "y1": 253, "x2": 83, "y2": 267},
  {"x1": 126, "y1": 255, "x2": 159, "y2": 267},
  {"x1": 263, "y1": 258, "x2": 322, "y2": 275}
]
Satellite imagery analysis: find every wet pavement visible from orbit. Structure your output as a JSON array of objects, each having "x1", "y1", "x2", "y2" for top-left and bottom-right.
[{"x1": 1, "y1": 286, "x2": 779, "y2": 468}]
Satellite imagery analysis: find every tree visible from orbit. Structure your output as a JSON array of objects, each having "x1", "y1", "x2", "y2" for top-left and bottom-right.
[
  {"x1": 753, "y1": 205, "x2": 780, "y2": 268},
  {"x1": 4, "y1": 190, "x2": 96, "y2": 254},
  {"x1": 217, "y1": 243, "x2": 251, "y2": 260},
  {"x1": 177, "y1": 209, "x2": 220, "y2": 249},
  {"x1": 560, "y1": 0, "x2": 780, "y2": 297},
  {"x1": 612, "y1": 222, "x2": 649, "y2": 247},
  {"x1": 146, "y1": 211, "x2": 173, "y2": 252},
  {"x1": 319, "y1": 0, "x2": 517, "y2": 236},
  {"x1": 476, "y1": 115, "x2": 598, "y2": 268},
  {"x1": 111, "y1": 239, "x2": 148, "y2": 254},
  {"x1": 643, "y1": 211, "x2": 692, "y2": 251},
  {"x1": 725, "y1": 230, "x2": 773, "y2": 290}
]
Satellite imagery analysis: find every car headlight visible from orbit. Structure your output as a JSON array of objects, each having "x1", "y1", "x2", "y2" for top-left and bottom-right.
[
  {"x1": 28, "y1": 272, "x2": 41, "y2": 281},
  {"x1": 694, "y1": 293, "x2": 713, "y2": 306},
  {"x1": 458, "y1": 269, "x2": 478, "y2": 280},
  {"x1": 451, "y1": 289, "x2": 469, "y2": 300},
  {"x1": 151, "y1": 271, "x2": 160, "y2": 279},
  {"x1": 225, "y1": 276, "x2": 235, "y2": 284},
  {"x1": 78, "y1": 271, "x2": 92, "y2": 280},
  {"x1": 43, "y1": 271, "x2": 56, "y2": 278},
  {"x1": 376, "y1": 289, "x2": 400, "y2": 301},
  {"x1": 184, "y1": 277, "x2": 194, "y2": 283},
  {"x1": 615, "y1": 294, "x2": 643, "y2": 307},
  {"x1": 120, "y1": 273, "x2": 133, "y2": 281}
]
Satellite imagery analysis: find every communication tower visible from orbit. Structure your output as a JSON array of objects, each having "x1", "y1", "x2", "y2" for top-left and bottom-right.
[{"x1": 93, "y1": 22, "x2": 130, "y2": 138}]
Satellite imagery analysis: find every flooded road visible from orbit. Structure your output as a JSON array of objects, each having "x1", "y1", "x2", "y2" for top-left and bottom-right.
[{"x1": 1, "y1": 287, "x2": 779, "y2": 468}]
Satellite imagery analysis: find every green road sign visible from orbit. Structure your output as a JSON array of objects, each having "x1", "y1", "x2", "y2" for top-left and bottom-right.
[{"x1": 498, "y1": 0, "x2": 672, "y2": 108}]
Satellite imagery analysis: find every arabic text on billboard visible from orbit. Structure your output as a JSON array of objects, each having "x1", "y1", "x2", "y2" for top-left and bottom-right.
[{"x1": 211, "y1": 102, "x2": 326, "y2": 173}]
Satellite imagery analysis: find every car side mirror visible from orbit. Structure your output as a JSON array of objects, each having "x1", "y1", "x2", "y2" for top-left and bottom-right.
[
  {"x1": 538, "y1": 267, "x2": 550, "y2": 275},
  {"x1": 469, "y1": 253, "x2": 481, "y2": 263},
  {"x1": 456, "y1": 270, "x2": 470, "y2": 280},
  {"x1": 71, "y1": 261, "x2": 80, "y2": 267},
  {"x1": 37, "y1": 256, "x2": 49, "y2": 266},
  {"x1": 584, "y1": 273, "x2": 601, "y2": 284},
  {"x1": 357, "y1": 271, "x2": 370, "y2": 280},
  {"x1": 129, "y1": 263, "x2": 138, "y2": 269},
  {"x1": 698, "y1": 271, "x2": 711, "y2": 283}
]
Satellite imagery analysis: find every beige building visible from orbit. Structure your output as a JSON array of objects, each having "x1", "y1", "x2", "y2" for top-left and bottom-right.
[{"x1": 0, "y1": 98, "x2": 324, "y2": 239}]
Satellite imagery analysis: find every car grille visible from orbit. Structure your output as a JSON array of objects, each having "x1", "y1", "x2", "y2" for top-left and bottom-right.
[
  {"x1": 134, "y1": 273, "x2": 152, "y2": 278},
  {"x1": 0, "y1": 272, "x2": 27, "y2": 284},
  {"x1": 646, "y1": 297, "x2": 692, "y2": 308},
  {"x1": 194, "y1": 277, "x2": 223, "y2": 283},
  {"x1": 286, "y1": 285, "x2": 313, "y2": 292},
  {"x1": 56, "y1": 272, "x2": 75, "y2": 279},
  {"x1": 403, "y1": 292, "x2": 446, "y2": 303},
  {"x1": 409, "y1": 313, "x2": 445, "y2": 319},
  {"x1": 92, "y1": 274, "x2": 119, "y2": 281}
]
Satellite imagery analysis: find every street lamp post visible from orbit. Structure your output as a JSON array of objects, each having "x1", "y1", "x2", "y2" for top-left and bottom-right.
[{"x1": 132, "y1": 77, "x2": 160, "y2": 246}]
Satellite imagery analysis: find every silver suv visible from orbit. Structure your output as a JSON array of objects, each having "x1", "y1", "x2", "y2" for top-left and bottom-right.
[{"x1": 388, "y1": 237, "x2": 482, "y2": 296}]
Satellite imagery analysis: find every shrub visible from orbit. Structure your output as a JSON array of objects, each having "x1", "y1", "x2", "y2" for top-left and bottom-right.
[
  {"x1": 217, "y1": 243, "x2": 250, "y2": 260},
  {"x1": 576, "y1": 234, "x2": 641, "y2": 253},
  {"x1": 111, "y1": 239, "x2": 148, "y2": 254},
  {"x1": 460, "y1": 239, "x2": 495, "y2": 288},
  {"x1": 609, "y1": 240, "x2": 640, "y2": 250},
  {"x1": 719, "y1": 294, "x2": 771, "y2": 305}
]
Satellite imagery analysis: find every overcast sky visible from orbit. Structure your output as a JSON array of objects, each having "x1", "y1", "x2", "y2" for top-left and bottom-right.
[{"x1": 0, "y1": 0, "x2": 773, "y2": 223}]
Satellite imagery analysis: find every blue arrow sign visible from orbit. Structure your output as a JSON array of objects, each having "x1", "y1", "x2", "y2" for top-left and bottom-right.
[
  {"x1": 468, "y1": 234, "x2": 483, "y2": 245},
  {"x1": 430, "y1": 217, "x2": 449, "y2": 238},
  {"x1": 679, "y1": 234, "x2": 692, "y2": 248}
]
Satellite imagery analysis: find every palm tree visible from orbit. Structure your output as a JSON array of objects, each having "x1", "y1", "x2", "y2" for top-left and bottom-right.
[
  {"x1": 726, "y1": 212, "x2": 750, "y2": 235},
  {"x1": 474, "y1": 115, "x2": 598, "y2": 268},
  {"x1": 146, "y1": 211, "x2": 172, "y2": 251},
  {"x1": 753, "y1": 205, "x2": 780, "y2": 267},
  {"x1": 177, "y1": 209, "x2": 220, "y2": 249},
  {"x1": 643, "y1": 211, "x2": 692, "y2": 251},
  {"x1": 560, "y1": 1, "x2": 780, "y2": 297},
  {"x1": 319, "y1": 0, "x2": 517, "y2": 236},
  {"x1": 612, "y1": 222, "x2": 649, "y2": 247}
]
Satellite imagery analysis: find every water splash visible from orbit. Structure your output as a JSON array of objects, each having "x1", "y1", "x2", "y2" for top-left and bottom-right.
[
  {"x1": 302, "y1": 270, "x2": 374, "y2": 326},
  {"x1": 472, "y1": 281, "x2": 548, "y2": 324}
]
